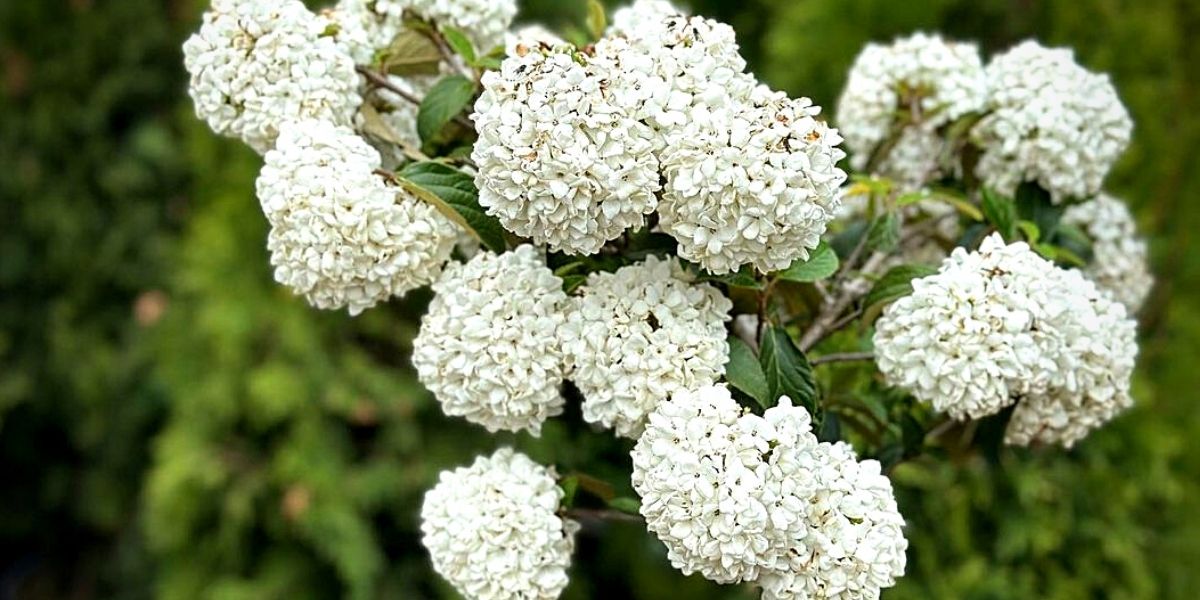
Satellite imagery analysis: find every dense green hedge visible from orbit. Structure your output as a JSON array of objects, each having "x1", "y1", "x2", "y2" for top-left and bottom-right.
[{"x1": 1, "y1": 0, "x2": 1197, "y2": 598}]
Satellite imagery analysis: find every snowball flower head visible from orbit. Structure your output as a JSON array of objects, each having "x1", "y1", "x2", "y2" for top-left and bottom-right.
[
  {"x1": 183, "y1": 0, "x2": 360, "y2": 153},
  {"x1": 1062, "y1": 194, "x2": 1153, "y2": 312},
  {"x1": 757, "y1": 441, "x2": 908, "y2": 600},
  {"x1": 608, "y1": 0, "x2": 685, "y2": 37},
  {"x1": 560, "y1": 256, "x2": 732, "y2": 438},
  {"x1": 256, "y1": 120, "x2": 456, "y2": 315},
  {"x1": 333, "y1": 0, "x2": 516, "y2": 63},
  {"x1": 421, "y1": 448, "x2": 578, "y2": 600},
  {"x1": 972, "y1": 40, "x2": 1132, "y2": 202},
  {"x1": 631, "y1": 386, "x2": 908, "y2": 593},
  {"x1": 659, "y1": 86, "x2": 847, "y2": 274},
  {"x1": 837, "y1": 32, "x2": 987, "y2": 185},
  {"x1": 412, "y1": 246, "x2": 570, "y2": 435},
  {"x1": 472, "y1": 45, "x2": 661, "y2": 255}
]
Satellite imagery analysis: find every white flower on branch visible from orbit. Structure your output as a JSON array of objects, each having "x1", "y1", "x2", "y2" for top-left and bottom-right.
[
  {"x1": 412, "y1": 245, "x2": 571, "y2": 435},
  {"x1": 658, "y1": 86, "x2": 847, "y2": 274},
  {"x1": 471, "y1": 46, "x2": 661, "y2": 255},
  {"x1": 256, "y1": 120, "x2": 456, "y2": 315},
  {"x1": 1062, "y1": 194, "x2": 1154, "y2": 312},
  {"x1": 972, "y1": 40, "x2": 1132, "y2": 203},
  {"x1": 183, "y1": 0, "x2": 361, "y2": 153},
  {"x1": 631, "y1": 385, "x2": 908, "y2": 593},
  {"x1": 560, "y1": 256, "x2": 732, "y2": 438},
  {"x1": 874, "y1": 233, "x2": 1138, "y2": 446},
  {"x1": 421, "y1": 448, "x2": 578, "y2": 600}
]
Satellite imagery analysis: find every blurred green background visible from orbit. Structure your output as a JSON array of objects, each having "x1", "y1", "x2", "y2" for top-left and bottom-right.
[{"x1": 1, "y1": 0, "x2": 1197, "y2": 598}]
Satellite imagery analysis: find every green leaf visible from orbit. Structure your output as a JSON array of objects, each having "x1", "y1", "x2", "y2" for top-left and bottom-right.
[
  {"x1": 559, "y1": 476, "x2": 579, "y2": 509},
  {"x1": 695, "y1": 266, "x2": 763, "y2": 290},
  {"x1": 867, "y1": 211, "x2": 901, "y2": 253},
  {"x1": 396, "y1": 161, "x2": 506, "y2": 252},
  {"x1": 1014, "y1": 181, "x2": 1064, "y2": 240},
  {"x1": 561, "y1": 274, "x2": 587, "y2": 294},
  {"x1": 777, "y1": 242, "x2": 839, "y2": 282},
  {"x1": 586, "y1": 0, "x2": 607, "y2": 41},
  {"x1": 862, "y1": 264, "x2": 939, "y2": 323},
  {"x1": 980, "y1": 187, "x2": 1017, "y2": 240},
  {"x1": 1016, "y1": 220, "x2": 1041, "y2": 244},
  {"x1": 725, "y1": 336, "x2": 771, "y2": 408},
  {"x1": 608, "y1": 497, "x2": 641, "y2": 515},
  {"x1": 377, "y1": 29, "x2": 442, "y2": 76},
  {"x1": 417, "y1": 75, "x2": 476, "y2": 144},
  {"x1": 818, "y1": 412, "x2": 841, "y2": 443},
  {"x1": 1053, "y1": 223, "x2": 1095, "y2": 264},
  {"x1": 440, "y1": 26, "x2": 476, "y2": 65},
  {"x1": 758, "y1": 326, "x2": 817, "y2": 411}
]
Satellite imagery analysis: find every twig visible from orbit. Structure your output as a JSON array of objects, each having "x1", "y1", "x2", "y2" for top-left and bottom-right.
[
  {"x1": 798, "y1": 250, "x2": 890, "y2": 352},
  {"x1": 355, "y1": 65, "x2": 474, "y2": 130},
  {"x1": 811, "y1": 351, "x2": 874, "y2": 365},
  {"x1": 564, "y1": 508, "x2": 643, "y2": 523},
  {"x1": 432, "y1": 29, "x2": 474, "y2": 80}
]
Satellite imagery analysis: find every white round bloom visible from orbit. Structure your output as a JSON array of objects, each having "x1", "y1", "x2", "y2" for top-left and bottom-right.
[
  {"x1": 972, "y1": 40, "x2": 1132, "y2": 202},
  {"x1": 333, "y1": 0, "x2": 516, "y2": 62},
  {"x1": 608, "y1": 0, "x2": 685, "y2": 37},
  {"x1": 631, "y1": 386, "x2": 824, "y2": 584},
  {"x1": 618, "y1": 15, "x2": 756, "y2": 137},
  {"x1": 256, "y1": 120, "x2": 456, "y2": 315},
  {"x1": 412, "y1": 246, "x2": 570, "y2": 435},
  {"x1": 659, "y1": 86, "x2": 847, "y2": 274},
  {"x1": 1003, "y1": 267, "x2": 1137, "y2": 447},
  {"x1": 421, "y1": 448, "x2": 578, "y2": 600},
  {"x1": 1062, "y1": 194, "x2": 1153, "y2": 312},
  {"x1": 560, "y1": 256, "x2": 732, "y2": 438},
  {"x1": 183, "y1": 0, "x2": 361, "y2": 153},
  {"x1": 757, "y1": 442, "x2": 907, "y2": 600},
  {"x1": 873, "y1": 234, "x2": 1065, "y2": 420},
  {"x1": 471, "y1": 46, "x2": 661, "y2": 255},
  {"x1": 836, "y1": 32, "x2": 986, "y2": 184}
]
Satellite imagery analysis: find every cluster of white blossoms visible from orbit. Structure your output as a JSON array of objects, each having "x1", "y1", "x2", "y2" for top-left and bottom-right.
[
  {"x1": 972, "y1": 41, "x2": 1133, "y2": 202},
  {"x1": 411, "y1": 246, "x2": 570, "y2": 435},
  {"x1": 632, "y1": 386, "x2": 907, "y2": 595},
  {"x1": 256, "y1": 120, "x2": 457, "y2": 315},
  {"x1": 421, "y1": 448, "x2": 579, "y2": 600},
  {"x1": 874, "y1": 233, "x2": 1137, "y2": 446},
  {"x1": 1062, "y1": 194, "x2": 1154, "y2": 312},
  {"x1": 608, "y1": 0, "x2": 685, "y2": 37},
  {"x1": 836, "y1": 32, "x2": 987, "y2": 188},
  {"x1": 560, "y1": 256, "x2": 732, "y2": 438},
  {"x1": 330, "y1": 0, "x2": 516, "y2": 63},
  {"x1": 471, "y1": 45, "x2": 661, "y2": 255},
  {"x1": 183, "y1": 0, "x2": 361, "y2": 153}
]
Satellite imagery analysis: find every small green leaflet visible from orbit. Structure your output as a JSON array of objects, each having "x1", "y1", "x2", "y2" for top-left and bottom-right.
[
  {"x1": 417, "y1": 75, "x2": 476, "y2": 144},
  {"x1": 559, "y1": 476, "x2": 579, "y2": 509},
  {"x1": 866, "y1": 212, "x2": 901, "y2": 253},
  {"x1": 980, "y1": 187, "x2": 1017, "y2": 240},
  {"x1": 861, "y1": 264, "x2": 939, "y2": 323},
  {"x1": 724, "y1": 336, "x2": 771, "y2": 408},
  {"x1": 1014, "y1": 181, "x2": 1064, "y2": 240},
  {"x1": 396, "y1": 162, "x2": 506, "y2": 252},
  {"x1": 777, "y1": 242, "x2": 839, "y2": 282},
  {"x1": 758, "y1": 326, "x2": 817, "y2": 412},
  {"x1": 608, "y1": 497, "x2": 641, "y2": 515},
  {"x1": 439, "y1": 26, "x2": 476, "y2": 65},
  {"x1": 585, "y1": 0, "x2": 607, "y2": 41}
]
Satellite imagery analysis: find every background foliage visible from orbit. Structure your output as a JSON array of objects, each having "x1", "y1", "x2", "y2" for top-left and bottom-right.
[{"x1": 1, "y1": 0, "x2": 1197, "y2": 598}]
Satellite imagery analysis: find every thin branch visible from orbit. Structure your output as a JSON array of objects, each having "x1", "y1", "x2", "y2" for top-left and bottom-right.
[
  {"x1": 811, "y1": 351, "x2": 874, "y2": 366},
  {"x1": 355, "y1": 65, "x2": 474, "y2": 130},
  {"x1": 564, "y1": 508, "x2": 643, "y2": 523},
  {"x1": 798, "y1": 250, "x2": 890, "y2": 352},
  {"x1": 432, "y1": 29, "x2": 474, "y2": 79}
]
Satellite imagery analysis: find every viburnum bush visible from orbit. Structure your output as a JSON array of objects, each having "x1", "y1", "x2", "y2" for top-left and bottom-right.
[{"x1": 183, "y1": 0, "x2": 1152, "y2": 597}]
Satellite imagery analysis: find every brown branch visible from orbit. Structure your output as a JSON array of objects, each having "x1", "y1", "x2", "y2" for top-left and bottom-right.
[
  {"x1": 798, "y1": 250, "x2": 890, "y2": 352},
  {"x1": 564, "y1": 508, "x2": 643, "y2": 523},
  {"x1": 355, "y1": 65, "x2": 474, "y2": 130},
  {"x1": 811, "y1": 351, "x2": 874, "y2": 366}
]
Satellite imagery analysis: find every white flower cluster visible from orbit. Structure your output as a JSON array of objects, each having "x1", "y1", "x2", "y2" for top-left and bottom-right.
[
  {"x1": 471, "y1": 45, "x2": 662, "y2": 255},
  {"x1": 332, "y1": 0, "x2": 516, "y2": 62},
  {"x1": 1062, "y1": 194, "x2": 1153, "y2": 312},
  {"x1": 608, "y1": 0, "x2": 685, "y2": 37},
  {"x1": 972, "y1": 41, "x2": 1132, "y2": 202},
  {"x1": 560, "y1": 256, "x2": 732, "y2": 438},
  {"x1": 183, "y1": 0, "x2": 361, "y2": 153},
  {"x1": 836, "y1": 32, "x2": 987, "y2": 188},
  {"x1": 631, "y1": 385, "x2": 907, "y2": 595},
  {"x1": 412, "y1": 246, "x2": 570, "y2": 435},
  {"x1": 256, "y1": 120, "x2": 457, "y2": 314},
  {"x1": 421, "y1": 448, "x2": 578, "y2": 600},
  {"x1": 874, "y1": 233, "x2": 1138, "y2": 446}
]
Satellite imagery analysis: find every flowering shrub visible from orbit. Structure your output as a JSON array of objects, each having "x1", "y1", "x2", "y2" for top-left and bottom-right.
[{"x1": 182, "y1": 0, "x2": 1153, "y2": 597}]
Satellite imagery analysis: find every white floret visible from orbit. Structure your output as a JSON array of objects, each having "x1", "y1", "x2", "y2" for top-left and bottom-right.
[
  {"x1": 411, "y1": 246, "x2": 570, "y2": 435},
  {"x1": 471, "y1": 46, "x2": 661, "y2": 255},
  {"x1": 608, "y1": 0, "x2": 686, "y2": 37},
  {"x1": 972, "y1": 40, "x2": 1132, "y2": 202},
  {"x1": 256, "y1": 120, "x2": 457, "y2": 315},
  {"x1": 1062, "y1": 194, "x2": 1153, "y2": 312},
  {"x1": 836, "y1": 33, "x2": 987, "y2": 187},
  {"x1": 560, "y1": 256, "x2": 732, "y2": 438},
  {"x1": 182, "y1": 0, "x2": 361, "y2": 153},
  {"x1": 659, "y1": 86, "x2": 847, "y2": 274},
  {"x1": 421, "y1": 448, "x2": 578, "y2": 600}
]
